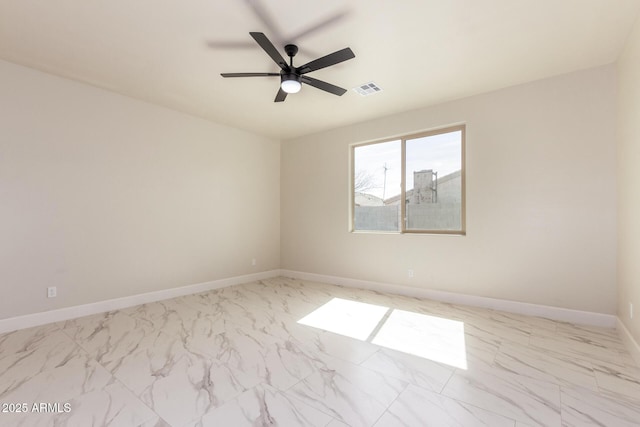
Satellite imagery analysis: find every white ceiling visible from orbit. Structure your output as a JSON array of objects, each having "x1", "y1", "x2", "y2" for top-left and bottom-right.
[{"x1": 1, "y1": 0, "x2": 639, "y2": 139}]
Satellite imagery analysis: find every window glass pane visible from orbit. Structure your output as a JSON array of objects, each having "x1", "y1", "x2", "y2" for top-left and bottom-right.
[
  {"x1": 353, "y1": 140, "x2": 401, "y2": 231},
  {"x1": 405, "y1": 130, "x2": 462, "y2": 231}
]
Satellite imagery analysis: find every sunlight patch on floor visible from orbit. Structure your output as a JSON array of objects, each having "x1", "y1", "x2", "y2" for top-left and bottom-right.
[
  {"x1": 372, "y1": 309, "x2": 467, "y2": 369},
  {"x1": 297, "y1": 298, "x2": 389, "y2": 340},
  {"x1": 298, "y1": 298, "x2": 467, "y2": 369}
]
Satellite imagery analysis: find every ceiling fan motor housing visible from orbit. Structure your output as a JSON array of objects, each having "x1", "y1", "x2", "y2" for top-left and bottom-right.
[
  {"x1": 284, "y1": 44, "x2": 299, "y2": 59},
  {"x1": 281, "y1": 72, "x2": 300, "y2": 83}
]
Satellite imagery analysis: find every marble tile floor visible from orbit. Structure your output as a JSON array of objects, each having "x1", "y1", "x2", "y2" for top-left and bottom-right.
[{"x1": 1, "y1": 276, "x2": 639, "y2": 426}]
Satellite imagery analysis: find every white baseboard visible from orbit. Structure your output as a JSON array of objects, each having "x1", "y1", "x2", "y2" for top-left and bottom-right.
[
  {"x1": 1, "y1": 269, "x2": 618, "y2": 335},
  {"x1": 0, "y1": 270, "x2": 281, "y2": 334},
  {"x1": 281, "y1": 270, "x2": 616, "y2": 328},
  {"x1": 617, "y1": 317, "x2": 640, "y2": 367}
]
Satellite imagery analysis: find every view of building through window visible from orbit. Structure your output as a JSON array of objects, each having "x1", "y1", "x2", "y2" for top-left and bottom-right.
[{"x1": 352, "y1": 126, "x2": 464, "y2": 233}]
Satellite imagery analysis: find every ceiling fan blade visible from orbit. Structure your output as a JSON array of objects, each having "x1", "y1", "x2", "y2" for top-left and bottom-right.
[
  {"x1": 221, "y1": 73, "x2": 280, "y2": 77},
  {"x1": 250, "y1": 32, "x2": 288, "y2": 70},
  {"x1": 245, "y1": 0, "x2": 282, "y2": 41},
  {"x1": 288, "y1": 11, "x2": 350, "y2": 42},
  {"x1": 298, "y1": 47, "x2": 355, "y2": 74},
  {"x1": 274, "y1": 88, "x2": 288, "y2": 102},
  {"x1": 301, "y1": 76, "x2": 347, "y2": 96}
]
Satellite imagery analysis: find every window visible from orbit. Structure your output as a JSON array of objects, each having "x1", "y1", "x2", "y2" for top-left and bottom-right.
[{"x1": 351, "y1": 125, "x2": 465, "y2": 234}]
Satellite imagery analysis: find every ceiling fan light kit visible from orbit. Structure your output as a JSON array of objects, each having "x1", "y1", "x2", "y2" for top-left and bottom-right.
[
  {"x1": 281, "y1": 78, "x2": 302, "y2": 94},
  {"x1": 281, "y1": 70, "x2": 302, "y2": 93},
  {"x1": 221, "y1": 32, "x2": 355, "y2": 102}
]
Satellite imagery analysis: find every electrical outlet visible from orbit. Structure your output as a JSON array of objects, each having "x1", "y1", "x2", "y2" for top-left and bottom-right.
[
  {"x1": 407, "y1": 269, "x2": 414, "y2": 278},
  {"x1": 631, "y1": 302, "x2": 634, "y2": 319},
  {"x1": 47, "y1": 286, "x2": 57, "y2": 298},
  {"x1": 251, "y1": 258, "x2": 256, "y2": 266}
]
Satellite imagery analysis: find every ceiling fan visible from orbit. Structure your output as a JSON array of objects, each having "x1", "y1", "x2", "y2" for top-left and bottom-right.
[
  {"x1": 221, "y1": 32, "x2": 355, "y2": 102},
  {"x1": 207, "y1": 0, "x2": 349, "y2": 54}
]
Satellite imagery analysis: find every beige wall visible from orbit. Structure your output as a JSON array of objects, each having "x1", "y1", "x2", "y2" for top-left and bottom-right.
[
  {"x1": 618, "y1": 16, "x2": 640, "y2": 342},
  {"x1": 0, "y1": 60, "x2": 280, "y2": 319},
  {"x1": 0, "y1": 56, "x2": 622, "y2": 321},
  {"x1": 282, "y1": 65, "x2": 617, "y2": 314}
]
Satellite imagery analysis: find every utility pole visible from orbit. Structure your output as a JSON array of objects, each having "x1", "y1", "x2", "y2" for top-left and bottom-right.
[{"x1": 382, "y1": 163, "x2": 388, "y2": 201}]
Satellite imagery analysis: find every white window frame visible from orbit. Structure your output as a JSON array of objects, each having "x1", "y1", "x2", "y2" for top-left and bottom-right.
[{"x1": 350, "y1": 124, "x2": 466, "y2": 235}]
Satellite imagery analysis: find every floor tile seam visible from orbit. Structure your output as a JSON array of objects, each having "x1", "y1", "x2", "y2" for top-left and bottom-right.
[
  {"x1": 609, "y1": 359, "x2": 640, "y2": 375},
  {"x1": 483, "y1": 338, "x2": 501, "y2": 365},
  {"x1": 558, "y1": 351, "x2": 633, "y2": 371},
  {"x1": 60, "y1": 309, "x2": 152, "y2": 340},
  {"x1": 356, "y1": 349, "x2": 381, "y2": 368},
  {"x1": 110, "y1": 374, "x2": 173, "y2": 427},
  {"x1": 488, "y1": 359, "x2": 573, "y2": 393},
  {"x1": 356, "y1": 350, "x2": 457, "y2": 395},
  {"x1": 12, "y1": 337, "x2": 167, "y2": 426},
  {"x1": 350, "y1": 366, "x2": 436, "y2": 396},
  {"x1": 525, "y1": 340, "x2": 624, "y2": 365},
  {"x1": 464, "y1": 331, "x2": 532, "y2": 349},
  {"x1": 1, "y1": 328, "x2": 83, "y2": 369},
  {"x1": 550, "y1": 382, "x2": 564, "y2": 427},
  {"x1": 312, "y1": 338, "x2": 383, "y2": 370},
  {"x1": 462, "y1": 312, "x2": 533, "y2": 335},
  {"x1": 281, "y1": 385, "x2": 348, "y2": 423},
  {"x1": 496, "y1": 362, "x2": 600, "y2": 394},
  {"x1": 332, "y1": 361, "x2": 413, "y2": 404},
  {"x1": 595, "y1": 387, "x2": 640, "y2": 410},
  {"x1": 234, "y1": 312, "x2": 302, "y2": 327},
  {"x1": 278, "y1": 367, "x2": 316, "y2": 394},
  {"x1": 218, "y1": 308, "x2": 292, "y2": 332},
  {"x1": 56, "y1": 325, "x2": 98, "y2": 363},
  {"x1": 560, "y1": 385, "x2": 569, "y2": 426},
  {"x1": 554, "y1": 384, "x2": 618, "y2": 427},
  {"x1": 439, "y1": 373, "x2": 480, "y2": 411},
  {"x1": 557, "y1": 336, "x2": 629, "y2": 353},
  {"x1": 457, "y1": 399, "x2": 521, "y2": 427},
  {"x1": 470, "y1": 316, "x2": 536, "y2": 334},
  {"x1": 106, "y1": 329, "x2": 205, "y2": 376},
  {"x1": 440, "y1": 375, "x2": 560, "y2": 427},
  {"x1": 262, "y1": 330, "x2": 310, "y2": 352},
  {"x1": 258, "y1": 340, "x2": 323, "y2": 391},
  {"x1": 498, "y1": 338, "x2": 580, "y2": 360},
  {"x1": 534, "y1": 326, "x2": 623, "y2": 343},
  {"x1": 436, "y1": 365, "x2": 457, "y2": 394},
  {"x1": 323, "y1": 417, "x2": 340, "y2": 427},
  {"x1": 586, "y1": 356, "x2": 640, "y2": 373},
  {"x1": 415, "y1": 381, "x2": 522, "y2": 427},
  {"x1": 556, "y1": 331, "x2": 626, "y2": 346},
  {"x1": 6, "y1": 337, "x2": 109, "y2": 399},
  {"x1": 56, "y1": 322, "x2": 82, "y2": 337},
  {"x1": 556, "y1": 324, "x2": 620, "y2": 336},
  {"x1": 368, "y1": 381, "x2": 411, "y2": 427},
  {"x1": 491, "y1": 352, "x2": 558, "y2": 383},
  {"x1": 174, "y1": 391, "x2": 242, "y2": 427},
  {"x1": 589, "y1": 355, "x2": 640, "y2": 398},
  {"x1": 52, "y1": 321, "x2": 64, "y2": 332},
  {"x1": 446, "y1": 357, "x2": 567, "y2": 397},
  {"x1": 494, "y1": 342, "x2": 600, "y2": 385},
  {"x1": 115, "y1": 350, "x2": 241, "y2": 427}
]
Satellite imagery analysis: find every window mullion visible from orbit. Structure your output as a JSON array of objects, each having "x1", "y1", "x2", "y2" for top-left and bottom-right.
[{"x1": 400, "y1": 138, "x2": 407, "y2": 233}]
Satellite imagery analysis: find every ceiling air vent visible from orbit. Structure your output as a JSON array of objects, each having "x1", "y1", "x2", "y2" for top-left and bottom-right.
[{"x1": 353, "y1": 82, "x2": 382, "y2": 96}]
